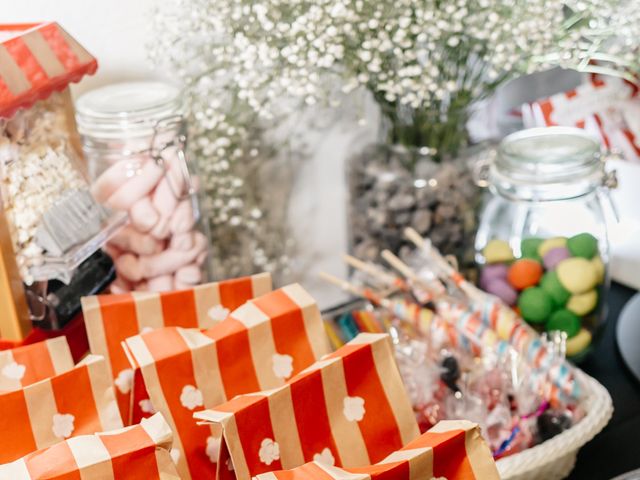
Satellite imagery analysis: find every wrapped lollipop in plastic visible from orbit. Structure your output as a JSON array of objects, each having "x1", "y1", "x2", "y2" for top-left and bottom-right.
[
  {"x1": 404, "y1": 227, "x2": 584, "y2": 404},
  {"x1": 321, "y1": 237, "x2": 579, "y2": 458}
]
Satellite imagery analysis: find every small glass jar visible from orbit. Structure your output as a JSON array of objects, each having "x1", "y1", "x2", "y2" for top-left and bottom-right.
[
  {"x1": 76, "y1": 82, "x2": 209, "y2": 292},
  {"x1": 475, "y1": 127, "x2": 616, "y2": 361}
]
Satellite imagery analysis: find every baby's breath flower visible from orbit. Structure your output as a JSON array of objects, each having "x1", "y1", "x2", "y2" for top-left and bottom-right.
[{"x1": 150, "y1": 0, "x2": 640, "y2": 274}]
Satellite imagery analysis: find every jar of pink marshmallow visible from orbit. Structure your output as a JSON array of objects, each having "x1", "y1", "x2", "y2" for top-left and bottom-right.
[{"x1": 75, "y1": 81, "x2": 209, "y2": 293}]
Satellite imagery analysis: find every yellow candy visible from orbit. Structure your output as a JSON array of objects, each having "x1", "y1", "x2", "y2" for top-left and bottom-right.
[
  {"x1": 483, "y1": 239, "x2": 514, "y2": 264},
  {"x1": 591, "y1": 256, "x2": 605, "y2": 284},
  {"x1": 538, "y1": 237, "x2": 567, "y2": 257},
  {"x1": 567, "y1": 289, "x2": 598, "y2": 316},
  {"x1": 566, "y1": 328, "x2": 592, "y2": 356},
  {"x1": 556, "y1": 257, "x2": 597, "y2": 294},
  {"x1": 496, "y1": 309, "x2": 518, "y2": 341}
]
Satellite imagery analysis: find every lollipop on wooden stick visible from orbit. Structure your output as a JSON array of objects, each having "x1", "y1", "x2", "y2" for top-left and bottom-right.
[
  {"x1": 343, "y1": 254, "x2": 410, "y2": 292},
  {"x1": 404, "y1": 228, "x2": 582, "y2": 401},
  {"x1": 319, "y1": 271, "x2": 435, "y2": 336},
  {"x1": 381, "y1": 249, "x2": 446, "y2": 302}
]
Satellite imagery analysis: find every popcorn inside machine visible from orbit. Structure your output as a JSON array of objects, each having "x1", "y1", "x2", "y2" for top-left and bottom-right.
[{"x1": 0, "y1": 22, "x2": 125, "y2": 345}]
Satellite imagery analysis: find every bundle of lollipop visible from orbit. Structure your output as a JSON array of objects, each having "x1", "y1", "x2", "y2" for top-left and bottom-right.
[{"x1": 321, "y1": 228, "x2": 586, "y2": 459}]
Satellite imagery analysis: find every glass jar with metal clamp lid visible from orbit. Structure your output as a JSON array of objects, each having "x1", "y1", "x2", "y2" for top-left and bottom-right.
[
  {"x1": 473, "y1": 127, "x2": 618, "y2": 361},
  {"x1": 76, "y1": 81, "x2": 209, "y2": 293}
]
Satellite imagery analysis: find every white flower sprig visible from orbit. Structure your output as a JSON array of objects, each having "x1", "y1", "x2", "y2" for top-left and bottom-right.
[
  {"x1": 154, "y1": 0, "x2": 639, "y2": 123},
  {"x1": 150, "y1": 0, "x2": 640, "y2": 276}
]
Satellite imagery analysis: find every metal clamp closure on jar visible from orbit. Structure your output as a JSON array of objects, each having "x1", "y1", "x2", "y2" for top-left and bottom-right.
[{"x1": 149, "y1": 114, "x2": 197, "y2": 202}]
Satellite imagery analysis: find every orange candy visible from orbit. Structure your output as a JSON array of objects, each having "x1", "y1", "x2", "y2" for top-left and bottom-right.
[{"x1": 507, "y1": 259, "x2": 543, "y2": 290}]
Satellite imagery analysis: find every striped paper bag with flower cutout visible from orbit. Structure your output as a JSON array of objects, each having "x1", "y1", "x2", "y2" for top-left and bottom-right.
[
  {"x1": 254, "y1": 420, "x2": 499, "y2": 480},
  {"x1": 0, "y1": 337, "x2": 74, "y2": 391},
  {"x1": 194, "y1": 332, "x2": 420, "y2": 480},
  {"x1": 124, "y1": 284, "x2": 330, "y2": 480},
  {"x1": 0, "y1": 354, "x2": 123, "y2": 463},
  {"x1": 0, "y1": 412, "x2": 180, "y2": 479},
  {"x1": 82, "y1": 273, "x2": 272, "y2": 424}
]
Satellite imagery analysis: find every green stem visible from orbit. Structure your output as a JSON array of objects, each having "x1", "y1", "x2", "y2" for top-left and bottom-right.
[{"x1": 377, "y1": 92, "x2": 471, "y2": 165}]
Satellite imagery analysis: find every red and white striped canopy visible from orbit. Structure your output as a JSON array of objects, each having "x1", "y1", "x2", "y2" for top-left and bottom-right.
[{"x1": 0, "y1": 22, "x2": 97, "y2": 119}]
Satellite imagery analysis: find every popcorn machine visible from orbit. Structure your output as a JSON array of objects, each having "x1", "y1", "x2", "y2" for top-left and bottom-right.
[{"x1": 0, "y1": 23, "x2": 123, "y2": 345}]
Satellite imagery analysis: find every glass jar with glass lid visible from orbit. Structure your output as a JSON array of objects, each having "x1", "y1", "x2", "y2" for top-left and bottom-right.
[
  {"x1": 475, "y1": 127, "x2": 617, "y2": 361},
  {"x1": 76, "y1": 82, "x2": 209, "y2": 293}
]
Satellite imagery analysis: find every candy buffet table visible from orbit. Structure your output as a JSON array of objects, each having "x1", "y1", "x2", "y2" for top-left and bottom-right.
[{"x1": 568, "y1": 282, "x2": 640, "y2": 479}]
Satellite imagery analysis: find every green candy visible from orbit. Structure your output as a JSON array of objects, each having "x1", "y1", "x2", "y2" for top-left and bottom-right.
[
  {"x1": 521, "y1": 237, "x2": 543, "y2": 261},
  {"x1": 518, "y1": 287, "x2": 553, "y2": 324},
  {"x1": 567, "y1": 233, "x2": 598, "y2": 259},
  {"x1": 546, "y1": 309, "x2": 581, "y2": 338},
  {"x1": 540, "y1": 271, "x2": 571, "y2": 307}
]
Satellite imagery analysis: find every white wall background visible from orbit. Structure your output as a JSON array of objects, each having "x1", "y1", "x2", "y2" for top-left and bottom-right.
[
  {"x1": 4, "y1": 0, "x2": 160, "y2": 93},
  {"x1": 5, "y1": 1, "x2": 584, "y2": 307}
]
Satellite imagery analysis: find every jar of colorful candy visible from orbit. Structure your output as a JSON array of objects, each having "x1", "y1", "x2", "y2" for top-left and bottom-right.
[
  {"x1": 76, "y1": 82, "x2": 209, "y2": 292},
  {"x1": 475, "y1": 127, "x2": 617, "y2": 361}
]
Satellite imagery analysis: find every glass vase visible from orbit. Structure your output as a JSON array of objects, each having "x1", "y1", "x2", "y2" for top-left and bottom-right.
[{"x1": 347, "y1": 143, "x2": 481, "y2": 272}]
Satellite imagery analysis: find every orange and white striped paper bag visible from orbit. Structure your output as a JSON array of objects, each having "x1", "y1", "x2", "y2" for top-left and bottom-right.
[
  {"x1": 195, "y1": 333, "x2": 420, "y2": 480},
  {"x1": 0, "y1": 337, "x2": 74, "y2": 391},
  {"x1": 82, "y1": 273, "x2": 272, "y2": 424},
  {"x1": 0, "y1": 412, "x2": 179, "y2": 479},
  {"x1": 124, "y1": 284, "x2": 330, "y2": 480},
  {"x1": 0, "y1": 354, "x2": 122, "y2": 463},
  {"x1": 254, "y1": 420, "x2": 499, "y2": 480}
]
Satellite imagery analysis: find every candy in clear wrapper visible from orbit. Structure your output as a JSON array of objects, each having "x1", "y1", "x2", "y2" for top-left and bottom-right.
[
  {"x1": 537, "y1": 409, "x2": 573, "y2": 442},
  {"x1": 440, "y1": 355, "x2": 461, "y2": 392},
  {"x1": 324, "y1": 230, "x2": 587, "y2": 459},
  {"x1": 390, "y1": 322, "x2": 439, "y2": 413}
]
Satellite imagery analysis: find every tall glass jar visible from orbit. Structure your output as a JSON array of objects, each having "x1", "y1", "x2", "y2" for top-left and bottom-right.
[
  {"x1": 475, "y1": 127, "x2": 616, "y2": 361},
  {"x1": 347, "y1": 143, "x2": 480, "y2": 273},
  {"x1": 75, "y1": 82, "x2": 208, "y2": 293}
]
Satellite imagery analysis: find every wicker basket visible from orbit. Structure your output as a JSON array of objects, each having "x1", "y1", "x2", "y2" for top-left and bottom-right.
[{"x1": 496, "y1": 370, "x2": 613, "y2": 480}]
